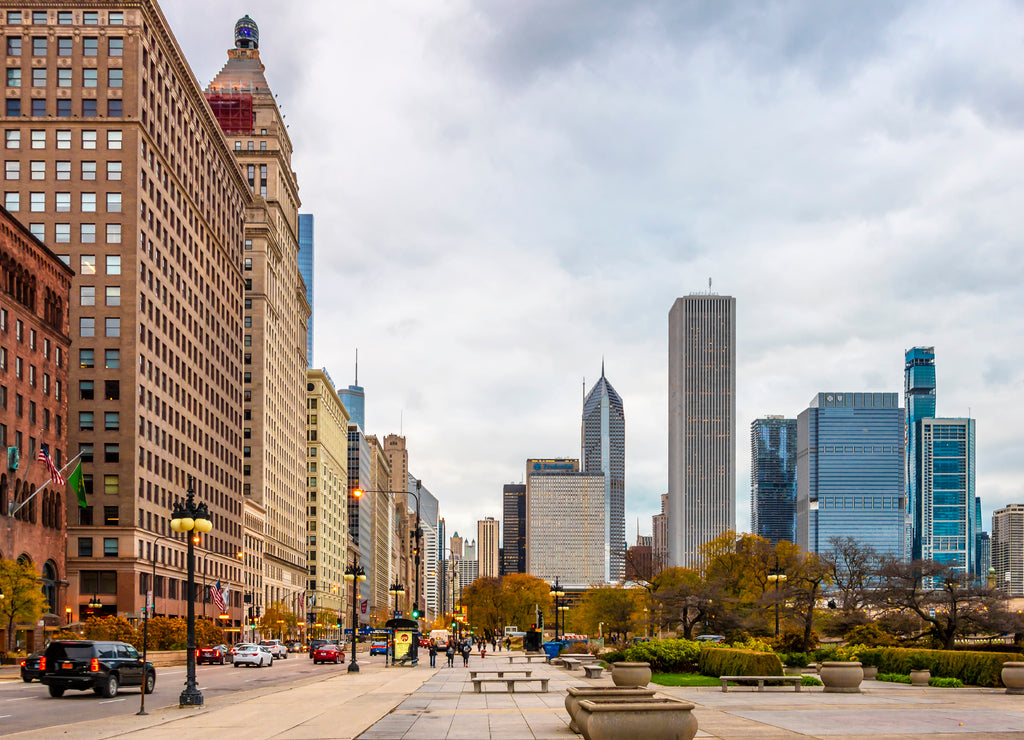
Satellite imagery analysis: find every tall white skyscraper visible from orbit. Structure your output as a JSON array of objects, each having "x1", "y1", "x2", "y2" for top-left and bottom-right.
[
  {"x1": 477, "y1": 517, "x2": 500, "y2": 578},
  {"x1": 667, "y1": 294, "x2": 737, "y2": 567}
]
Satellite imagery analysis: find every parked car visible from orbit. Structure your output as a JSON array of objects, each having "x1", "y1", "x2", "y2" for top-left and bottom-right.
[
  {"x1": 40, "y1": 640, "x2": 155, "y2": 698},
  {"x1": 369, "y1": 639, "x2": 388, "y2": 656},
  {"x1": 20, "y1": 652, "x2": 43, "y2": 682},
  {"x1": 695, "y1": 634, "x2": 726, "y2": 643},
  {"x1": 312, "y1": 644, "x2": 344, "y2": 664},
  {"x1": 232, "y1": 644, "x2": 273, "y2": 668},
  {"x1": 259, "y1": 639, "x2": 288, "y2": 659},
  {"x1": 286, "y1": 641, "x2": 302, "y2": 653},
  {"x1": 308, "y1": 639, "x2": 329, "y2": 659},
  {"x1": 197, "y1": 644, "x2": 230, "y2": 665}
]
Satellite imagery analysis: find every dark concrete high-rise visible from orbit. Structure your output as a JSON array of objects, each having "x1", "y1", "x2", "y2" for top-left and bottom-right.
[
  {"x1": 501, "y1": 484, "x2": 526, "y2": 575},
  {"x1": 582, "y1": 364, "x2": 625, "y2": 582},
  {"x1": 667, "y1": 294, "x2": 736, "y2": 567},
  {"x1": 750, "y1": 416, "x2": 797, "y2": 545}
]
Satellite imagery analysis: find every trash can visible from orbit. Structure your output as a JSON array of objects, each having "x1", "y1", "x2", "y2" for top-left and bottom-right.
[{"x1": 542, "y1": 641, "x2": 565, "y2": 661}]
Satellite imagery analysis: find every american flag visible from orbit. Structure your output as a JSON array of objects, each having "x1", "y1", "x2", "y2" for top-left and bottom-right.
[
  {"x1": 211, "y1": 580, "x2": 227, "y2": 613},
  {"x1": 37, "y1": 444, "x2": 64, "y2": 486}
]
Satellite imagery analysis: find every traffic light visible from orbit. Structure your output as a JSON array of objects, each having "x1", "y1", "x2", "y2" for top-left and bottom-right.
[{"x1": 411, "y1": 608, "x2": 420, "y2": 619}]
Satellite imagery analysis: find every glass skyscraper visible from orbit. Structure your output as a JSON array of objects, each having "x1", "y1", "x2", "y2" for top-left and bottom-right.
[
  {"x1": 916, "y1": 417, "x2": 975, "y2": 577},
  {"x1": 583, "y1": 365, "x2": 625, "y2": 582},
  {"x1": 298, "y1": 214, "x2": 314, "y2": 366},
  {"x1": 905, "y1": 346, "x2": 936, "y2": 560},
  {"x1": 796, "y1": 393, "x2": 905, "y2": 558},
  {"x1": 750, "y1": 416, "x2": 797, "y2": 545}
]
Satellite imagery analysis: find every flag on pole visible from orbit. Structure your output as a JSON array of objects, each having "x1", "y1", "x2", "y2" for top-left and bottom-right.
[
  {"x1": 211, "y1": 580, "x2": 227, "y2": 613},
  {"x1": 67, "y1": 461, "x2": 86, "y2": 508},
  {"x1": 36, "y1": 443, "x2": 64, "y2": 486}
]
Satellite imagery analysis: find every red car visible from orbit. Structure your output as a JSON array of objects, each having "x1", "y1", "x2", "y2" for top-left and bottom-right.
[
  {"x1": 312, "y1": 644, "x2": 344, "y2": 664},
  {"x1": 197, "y1": 644, "x2": 229, "y2": 665}
]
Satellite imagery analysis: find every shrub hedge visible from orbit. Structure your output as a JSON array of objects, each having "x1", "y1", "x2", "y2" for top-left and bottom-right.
[
  {"x1": 698, "y1": 646, "x2": 783, "y2": 677},
  {"x1": 623, "y1": 639, "x2": 701, "y2": 672},
  {"x1": 875, "y1": 647, "x2": 1023, "y2": 688}
]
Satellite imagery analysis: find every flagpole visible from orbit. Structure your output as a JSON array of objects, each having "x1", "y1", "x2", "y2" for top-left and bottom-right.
[{"x1": 8, "y1": 451, "x2": 83, "y2": 517}]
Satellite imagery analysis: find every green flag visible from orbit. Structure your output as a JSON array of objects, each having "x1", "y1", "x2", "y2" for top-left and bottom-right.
[{"x1": 67, "y1": 461, "x2": 86, "y2": 508}]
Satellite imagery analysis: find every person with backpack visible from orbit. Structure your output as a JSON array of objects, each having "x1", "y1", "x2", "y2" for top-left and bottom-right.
[
  {"x1": 428, "y1": 640, "x2": 437, "y2": 668},
  {"x1": 461, "y1": 641, "x2": 471, "y2": 667},
  {"x1": 446, "y1": 642, "x2": 455, "y2": 668}
]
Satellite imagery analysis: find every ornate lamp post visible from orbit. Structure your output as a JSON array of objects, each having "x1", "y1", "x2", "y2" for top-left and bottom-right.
[
  {"x1": 344, "y1": 561, "x2": 366, "y2": 672},
  {"x1": 388, "y1": 582, "x2": 405, "y2": 619},
  {"x1": 558, "y1": 604, "x2": 569, "y2": 636},
  {"x1": 550, "y1": 577, "x2": 565, "y2": 641},
  {"x1": 169, "y1": 477, "x2": 213, "y2": 707},
  {"x1": 766, "y1": 557, "x2": 788, "y2": 638}
]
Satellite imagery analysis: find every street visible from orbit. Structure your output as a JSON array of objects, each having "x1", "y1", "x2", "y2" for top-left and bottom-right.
[{"x1": 0, "y1": 651, "x2": 373, "y2": 735}]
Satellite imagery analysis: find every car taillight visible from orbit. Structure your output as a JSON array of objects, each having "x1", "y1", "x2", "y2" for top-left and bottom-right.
[
  {"x1": 214, "y1": 650, "x2": 220, "y2": 657},
  {"x1": 90, "y1": 658, "x2": 99, "y2": 672},
  {"x1": 196, "y1": 649, "x2": 201, "y2": 658},
  {"x1": 20, "y1": 660, "x2": 26, "y2": 667},
  {"x1": 39, "y1": 657, "x2": 45, "y2": 670}
]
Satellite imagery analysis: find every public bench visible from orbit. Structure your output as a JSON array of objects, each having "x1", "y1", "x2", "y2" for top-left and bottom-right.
[
  {"x1": 720, "y1": 675, "x2": 802, "y2": 692},
  {"x1": 468, "y1": 669, "x2": 532, "y2": 679},
  {"x1": 471, "y1": 677, "x2": 550, "y2": 693},
  {"x1": 507, "y1": 655, "x2": 547, "y2": 664},
  {"x1": 562, "y1": 658, "x2": 582, "y2": 670},
  {"x1": 583, "y1": 664, "x2": 605, "y2": 679}
]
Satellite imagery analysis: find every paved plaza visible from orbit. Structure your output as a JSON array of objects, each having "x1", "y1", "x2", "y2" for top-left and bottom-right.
[{"x1": 5, "y1": 651, "x2": 1024, "y2": 739}]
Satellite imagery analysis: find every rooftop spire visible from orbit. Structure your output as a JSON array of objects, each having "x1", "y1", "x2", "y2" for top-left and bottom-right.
[{"x1": 235, "y1": 15, "x2": 259, "y2": 49}]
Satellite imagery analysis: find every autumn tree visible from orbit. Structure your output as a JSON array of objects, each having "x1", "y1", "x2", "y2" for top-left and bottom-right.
[
  {"x1": 0, "y1": 558, "x2": 51, "y2": 652},
  {"x1": 83, "y1": 615, "x2": 138, "y2": 647},
  {"x1": 259, "y1": 600, "x2": 298, "y2": 640},
  {"x1": 462, "y1": 576, "x2": 503, "y2": 638},
  {"x1": 577, "y1": 587, "x2": 638, "y2": 642},
  {"x1": 650, "y1": 567, "x2": 713, "y2": 639},
  {"x1": 499, "y1": 574, "x2": 552, "y2": 631},
  {"x1": 787, "y1": 551, "x2": 832, "y2": 651}
]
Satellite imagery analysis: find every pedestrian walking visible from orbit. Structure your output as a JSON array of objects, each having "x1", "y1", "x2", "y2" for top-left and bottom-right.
[
  {"x1": 504, "y1": 636, "x2": 511, "y2": 651},
  {"x1": 446, "y1": 643, "x2": 455, "y2": 668},
  {"x1": 429, "y1": 640, "x2": 437, "y2": 668},
  {"x1": 461, "y1": 642, "x2": 471, "y2": 667}
]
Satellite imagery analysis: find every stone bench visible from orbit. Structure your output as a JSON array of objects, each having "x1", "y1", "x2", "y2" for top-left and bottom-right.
[
  {"x1": 507, "y1": 655, "x2": 547, "y2": 663},
  {"x1": 562, "y1": 658, "x2": 582, "y2": 670},
  {"x1": 576, "y1": 697, "x2": 697, "y2": 740},
  {"x1": 471, "y1": 677, "x2": 550, "y2": 694},
  {"x1": 583, "y1": 664, "x2": 604, "y2": 679},
  {"x1": 468, "y1": 669, "x2": 532, "y2": 679},
  {"x1": 720, "y1": 675, "x2": 802, "y2": 692}
]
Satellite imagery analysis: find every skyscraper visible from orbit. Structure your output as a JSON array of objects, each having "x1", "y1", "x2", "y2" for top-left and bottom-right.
[
  {"x1": 298, "y1": 214, "x2": 314, "y2": 366},
  {"x1": 478, "y1": 517, "x2": 500, "y2": 578},
  {"x1": 207, "y1": 16, "x2": 310, "y2": 619},
  {"x1": 905, "y1": 347, "x2": 936, "y2": 560},
  {"x1": 582, "y1": 364, "x2": 625, "y2": 581},
  {"x1": 652, "y1": 494, "x2": 668, "y2": 574},
  {"x1": 338, "y1": 351, "x2": 365, "y2": 431},
  {"x1": 750, "y1": 416, "x2": 798, "y2": 545},
  {"x1": 796, "y1": 393, "x2": 905, "y2": 557},
  {"x1": 502, "y1": 484, "x2": 526, "y2": 575},
  {"x1": 667, "y1": 294, "x2": 736, "y2": 567},
  {"x1": 992, "y1": 505, "x2": 1024, "y2": 597},
  {"x1": 915, "y1": 417, "x2": 975, "y2": 578}
]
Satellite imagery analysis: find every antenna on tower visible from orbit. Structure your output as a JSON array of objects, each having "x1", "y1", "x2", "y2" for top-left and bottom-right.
[
  {"x1": 709, "y1": 277, "x2": 712, "y2": 292},
  {"x1": 354, "y1": 348, "x2": 359, "y2": 386}
]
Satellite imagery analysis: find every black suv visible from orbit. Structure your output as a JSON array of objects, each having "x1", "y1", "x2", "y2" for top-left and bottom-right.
[{"x1": 40, "y1": 640, "x2": 155, "y2": 698}]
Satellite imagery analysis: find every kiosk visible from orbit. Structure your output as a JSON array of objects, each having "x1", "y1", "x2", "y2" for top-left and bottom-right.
[{"x1": 385, "y1": 618, "x2": 419, "y2": 666}]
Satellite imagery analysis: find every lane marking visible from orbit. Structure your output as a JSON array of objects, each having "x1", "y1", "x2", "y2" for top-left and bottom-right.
[
  {"x1": 0, "y1": 714, "x2": 11, "y2": 719},
  {"x1": 99, "y1": 698, "x2": 126, "y2": 705},
  {"x1": 4, "y1": 697, "x2": 31, "y2": 702}
]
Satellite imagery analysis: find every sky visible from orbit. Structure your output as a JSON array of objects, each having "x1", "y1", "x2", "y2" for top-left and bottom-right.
[{"x1": 165, "y1": 1, "x2": 1024, "y2": 547}]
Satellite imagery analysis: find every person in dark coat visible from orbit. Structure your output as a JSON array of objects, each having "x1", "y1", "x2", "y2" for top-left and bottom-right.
[
  {"x1": 446, "y1": 643, "x2": 455, "y2": 668},
  {"x1": 428, "y1": 640, "x2": 437, "y2": 667},
  {"x1": 461, "y1": 642, "x2": 471, "y2": 667}
]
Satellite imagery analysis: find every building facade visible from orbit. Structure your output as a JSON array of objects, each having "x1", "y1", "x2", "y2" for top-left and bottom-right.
[
  {"x1": 2, "y1": 2, "x2": 252, "y2": 626},
  {"x1": 0, "y1": 205, "x2": 73, "y2": 647},
  {"x1": 993, "y1": 504, "x2": 1024, "y2": 597},
  {"x1": 796, "y1": 393, "x2": 905, "y2": 558},
  {"x1": 297, "y1": 214, "x2": 313, "y2": 366},
  {"x1": 750, "y1": 416, "x2": 797, "y2": 545},
  {"x1": 345, "y1": 423, "x2": 371, "y2": 619},
  {"x1": 501, "y1": 483, "x2": 525, "y2": 575},
  {"x1": 905, "y1": 346, "x2": 936, "y2": 561},
  {"x1": 667, "y1": 294, "x2": 736, "y2": 567},
  {"x1": 525, "y1": 458, "x2": 607, "y2": 587},
  {"x1": 365, "y1": 434, "x2": 393, "y2": 614},
  {"x1": 652, "y1": 493, "x2": 668, "y2": 575},
  {"x1": 915, "y1": 417, "x2": 975, "y2": 578},
  {"x1": 582, "y1": 365, "x2": 625, "y2": 582},
  {"x1": 477, "y1": 516, "x2": 499, "y2": 579}
]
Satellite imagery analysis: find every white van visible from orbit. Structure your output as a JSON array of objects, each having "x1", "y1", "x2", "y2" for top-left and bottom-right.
[{"x1": 428, "y1": 629, "x2": 450, "y2": 644}]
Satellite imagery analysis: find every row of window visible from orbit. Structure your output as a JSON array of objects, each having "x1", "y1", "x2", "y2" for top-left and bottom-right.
[
  {"x1": 4, "y1": 10, "x2": 124, "y2": 25},
  {"x1": 79, "y1": 347, "x2": 120, "y2": 368},
  {"x1": 78, "y1": 411, "x2": 118, "y2": 431},
  {"x1": 7, "y1": 66, "x2": 123, "y2": 86},
  {"x1": 0, "y1": 351, "x2": 58, "y2": 396},
  {"x1": 79, "y1": 316, "x2": 120, "y2": 337},
  {"x1": 5, "y1": 191, "x2": 123, "y2": 212},
  {"x1": 818, "y1": 496, "x2": 901, "y2": 510},
  {"x1": 5, "y1": 128, "x2": 123, "y2": 149},
  {"x1": 0, "y1": 424, "x2": 60, "y2": 457},
  {"x1": 77, "y1": 537, "x2": 118, "y2": 557},
  {"x1": 80, "y1": 285, "x2": 120, "y2": 306},
  {"x1": 0, "y1": 310, "x2": 62, "y2": 361},
  {"x1": 6, "y1": 159, "x2": 122, "y2": 180},
  {"x1": 0, "y1": 392, "x2": 60, "y2": 432},
  {"x1": 5, "y1": 35, "x2": 122, "y2": 57},
  {"x1": 5, "y1": 97, "x2": 123, "y2": 118},
  {"x1": 20, "y1": 222, "x2": 120, "y2": 244}
]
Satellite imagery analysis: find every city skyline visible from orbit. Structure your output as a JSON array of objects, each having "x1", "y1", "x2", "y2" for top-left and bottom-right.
[{"x1": 161, "y1": 2, "x2": 1022, "y2": 543}]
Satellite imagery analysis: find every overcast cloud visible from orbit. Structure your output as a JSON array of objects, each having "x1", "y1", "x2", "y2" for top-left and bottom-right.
[{"x1": 165, "y1": 1, "x2": 1024, "y2": 545}]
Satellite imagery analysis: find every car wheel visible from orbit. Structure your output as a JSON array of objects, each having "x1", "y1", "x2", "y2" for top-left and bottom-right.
[
  {"x1": 144, "y1": 671, "x2": 156, "y2": 694},
  {"x1": 22, "y1": 676, "x2": 32, "y2": 683},
  {"x1": 48, "y1": 685, "x2": 65, "y2": 698},
  {"x1": 102, "y1": 674, "x2": 119, "y2": 699}
]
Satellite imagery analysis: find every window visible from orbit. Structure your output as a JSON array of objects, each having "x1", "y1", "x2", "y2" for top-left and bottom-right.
[
  {"x1": 82, "y1": 68, "x2": 98, "y2": 88},
  {"x1": 104, "y1": 380, "x2": 119, "y2": 399},
  {"x1": 78, "y1": 538, "x2": 93, "y2": 557},
  {"x1": 5, "y1": 130, "x2": 19, "y2": 149},
  {"x1": 31, "y1": 68, "x2": 46, "y2": 87},
  {"x1": 82, "y1": 130, "x2": 97, "y2": 149},
  {"x1": 84, "y1": 12, "x2": 98, "y2": 25},
  {"x1": 104, "y1": 349, "x2": 119, "y2": 368},
  {"x1": 28, "y1": 223, "x2": 44, "y2": 240},
  {"x1": 105, "y1": 286, "x2": 120, "y2": 306},
  {"x1": 104, "y1": 412, "x2": 118, "y2": 431},
  {"x1": 56, "y1": 130, "x2": 70, "y2": 149},
  {"x1": 4, "y1": 192, "x2": 18, "y2": 211},
  {"x1": 107, "y1": 131, "x2": 122, "y2": 149},
  {"x1": 244, "y1": 317, "x2": 252, "y2": 328},
  {"x1": 30, "y1": 130, "x2": 45, "y2": 148},
  {"x1": 79, "y1": 412, "x2": 94, "y2": 431},
  {"x1": 81, "y1": 99, "x2": 96, "y2": 117},
  {"x1": 81, "y1": 192, "x2": 96, "y2": 211},
  {"x1": 105, "y1": 255, "x2": 121, "y2": 274},
  {"x1": 27, "y1": 160, "x2": 43, "y2": 180},
  {"x1": 106, "y1": 193, "x2": 121, "y2": 212},
  {"x1": 81, "y1": 255, "x2": 96, "y2": 274},
  {"x1": 79, "y1": 444, "x2": 93, "y2": 463},
  {"x1": 57, "y1": 12, "x2": 73, "y2": 25},
  {"x1": 82, "y1": 161, "x2": 96, "y2": 179},
  {"x1": 29, "y1": 192, "x2": 44, "y2": 211},
  {"x1": 106, "y1": 161, "x2": 122, "y2": 180},
  {"x1": 244, "y1": 258, "x2": 252, "y2": 270},
  {"x1": 5, "y1": 161, "x2": 18, "y2": 179},
  {"x1": 55, "y1": 224, "x2": 70, "y2": 243},
  {"x1": 56, "y1": 160, "x2": 70, "y2": 180},
  {"x1": 106, "y1": 224, "x2": 121, "y2": 243},
  {"x1": 103, "y1": 538, "x2": 118, "y2": 557},
  {"x1": 32, "y1": 12, "x2": 47, "y2": 24},
  {"x1": 6, "y1": 37, "x2": 21, "y2": 55},
  {"x1": 80, "y1": 286, "x2": 95, "y2": 306},
  {"x1": 79, "y1": 317, "x2": 95, "y2": 337},
  {"x1": 109, "y1": 12, "x2": 124, "y2": 25},
  {"x1": 108, "y1": 38, "x2": 123, "y2": 56},
  {"x1": 83, "y1": 37, "x2": 98, "y2": 55},
  {"x1": 104, "y1": 444, "x2": 118, "y2": 462},
  {"x1": 104, "y1": 317, "x2": 119, "y2": 337},
  {"x1": 79, "y1": 380, "x2": 94, "y2": 400},
  {"x1": 103, "y1": 475, "x2": 118, "y2": 495},
  {"x1": 79, "y1": 349, "x2": 94, "y2": 368},
  {"x1": 6, "y1": 68, "x2": 21, "y2": 87},
  {"x1": 58, "y1": 37, "x2": 73, "y2": 55},
  {"x1": 6, "y1": 11, "x2": 21, "y2": 24},
  {"x1": 31, "y1": 38, "x2": 46, "y2": 56},
  {"x1": 107, "y1": 69, "x2": 122, "y2": 88},
  {"x1": 30, "y1": 99, "x2": 46, "y2": 116},
  {"x1": 244, "y1": 335, "x2": 252, "y2": 347},
  {"x1": 55, "y1": 192, "x2": 70, "y2": 211},
  {"x1": 81, "y1": 224, "x2": 96, "y2": 243},
  {"x1": 4, "y1": 100, "x2": 19, "y2": 117}
]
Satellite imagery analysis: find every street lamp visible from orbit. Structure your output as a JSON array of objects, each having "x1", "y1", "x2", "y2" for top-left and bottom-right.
[
  {"x1": 169, "y1": 476, "x2": 213, "y2": 708},
  {"x1": 558, "y1": 604, "x2": 569, "y2": 636},
  {"x1": 388, "y1": 582, "x2": 405, "y2": 619},
  {"x1": 766, "y1": 557, "x2": 788, "y2": 638},
  {"x1": 550, "y1": 577, "x2": 565, "y2": 641},
  {"x1": 344, "y1": 561, "x2": 366, "y2": 672}
]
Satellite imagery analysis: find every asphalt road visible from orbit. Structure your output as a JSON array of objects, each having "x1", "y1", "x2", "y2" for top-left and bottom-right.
[{"x1": 0, "y1": 651, "x2": 370, "y2": 735}]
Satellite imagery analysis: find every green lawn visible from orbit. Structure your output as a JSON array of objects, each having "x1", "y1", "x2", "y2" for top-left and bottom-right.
[{"x1": 651, "y1": 672, "x2": 721, "y2": 687}]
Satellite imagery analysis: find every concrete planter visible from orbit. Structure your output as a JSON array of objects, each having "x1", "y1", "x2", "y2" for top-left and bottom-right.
[
  {"x1": 611, "y1": 662, "x2": 652, "y2": 687},
  {"x1": 784, "y1": 666, "x2": 805, "y2": 676},
  {"x1": 1002, "y1": 662, "x2": 1024, "y2": 694},
  {"x1": 910, "y1": 669, "x2": 930, "y2": 686},
  {"x1": 820, "y1": 661, "x2": 863, "y2": 694},
  {"x1": 565, "y1": 687, "x2": 656, "y2": 733},
  {"x1": 862, "y1": 666, "x2": 878, "y2": 680},
  {"x1": 577, "y1": 697, "x2": 697, "y2": 740}
]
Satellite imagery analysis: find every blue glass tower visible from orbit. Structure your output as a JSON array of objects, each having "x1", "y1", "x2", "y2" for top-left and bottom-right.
[
  {"x1": 916, "y1": 418, "x2": 975, "y2": 578},
  {"x1": 905, "y1": 347, "x2": 936, "y2": 560},
  {"x1": 298, "y1": 214, "x2": 314, "y2": 366},
  {"x1": 796, "y1": 393, "x2": 905, "y2": 558},
  {"x1": 582, "y1": 363, "x2": 625, "y2": 583},
  {"x1": 337, "y1": 350, "x2": 365, "y2": 431},
  {"x1": 750, "y1": 417, "x2": 797, "y2": 545}
]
